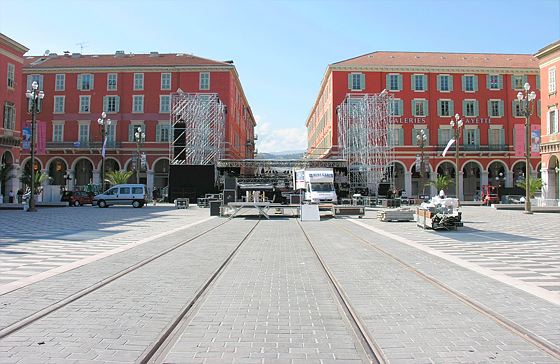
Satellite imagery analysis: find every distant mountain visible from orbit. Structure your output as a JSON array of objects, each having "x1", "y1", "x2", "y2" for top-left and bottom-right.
[{"x1": 255, "y1": 150, "x2": 306, "y2": 159}]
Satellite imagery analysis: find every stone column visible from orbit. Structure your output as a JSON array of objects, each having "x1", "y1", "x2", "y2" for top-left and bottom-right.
[
  {"x1": 8, "y1": 163, "x2": 21, "y2": 198},
  {"x1": 505, "y1": 170, "x2": 513, "y2": 188},
  {"x1": 404, "y1": 172, "x2": 412, "y2": 198},
  {"x1": 481, "y1": 171, "x2": 489, "y2": 189},
  {"x1": 68, "y1": 170, "x2": 75, "y2": 191},
  {"x1": 429, "y1": 172, "x2": 437, "y2": 197},
  {"x1": 92, "y1": 169, "x2": 101, "y2": 186},
  {"x1": 541, "y1": 168, "x2": 550, "y2": 199},
  {"x1": 147, "y1": 170, "x2": 154, "y2": 192}
]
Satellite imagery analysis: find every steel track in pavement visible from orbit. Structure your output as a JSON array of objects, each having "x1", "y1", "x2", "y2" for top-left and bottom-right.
[
  {"x1": 0, "y1": 217, "x2": 243, "y2": 340},
  {"x1": 339, "y1": 219, "x2": 560, "y2": 362}
]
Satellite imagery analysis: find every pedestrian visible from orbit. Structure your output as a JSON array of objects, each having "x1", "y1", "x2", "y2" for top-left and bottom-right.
[
  {"x1": 17, "y1": 189, "x2": 23, "y2": 204},
  {"x1": 8, "y1": 190, "x2": 14, "y2": 203},
  {"x1": 152, "y1": 187, "x2": 158, "y2": 206}
]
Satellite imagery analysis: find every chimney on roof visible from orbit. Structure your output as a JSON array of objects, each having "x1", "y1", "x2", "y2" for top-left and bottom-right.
[
  {"x1": 149, "y1": 51, "x2": 159, "y2": 57},
  {"x1": 224, "y1": 60, "x2": 234, "y2": 64},
  {"x1": 71, "y1": 53, "x2": 81, "y2": 58},
  {"x1": 63, "y1": 51, "x2": 70, "y2": 56},
  {"x1": 115, "y1": 50, "x2": 125, "y2": 57}
]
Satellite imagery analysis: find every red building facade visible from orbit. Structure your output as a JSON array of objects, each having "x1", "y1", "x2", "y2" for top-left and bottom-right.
[
  {"x1": 20, "y1": 51, "x2": 255, "y2": 194},
  {"x1": 307, "y1": 52, "x2": 541, "y2": 200},
  {"x1": 535, "y1": 41, "x2": 560, "y2": 201},
  {"x1": 0, "y1": 33, "x2": 28, "y2": 201}
]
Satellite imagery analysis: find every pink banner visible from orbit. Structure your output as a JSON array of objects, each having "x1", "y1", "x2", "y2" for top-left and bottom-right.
[
  {"x1": 514, "y1": 124, "x2": 524, "y2": 157},
  {"x1": 37, "y1": 121, "x2": 46, "y2": 155}
]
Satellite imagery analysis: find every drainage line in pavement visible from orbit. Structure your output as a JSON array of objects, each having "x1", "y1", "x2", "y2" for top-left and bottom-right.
[
  {"x1": 139, "y1": 218, "x2": 261, "y2": 364},
  {"x1": 296, "y1": 219, "x2": 386, "y2": 364},
  {"x1": 340, "y1": 220, "x2": 560, "y2": 362},
  {"x1": 0, "y1": 217, "x2": 234, "y2": 339}
]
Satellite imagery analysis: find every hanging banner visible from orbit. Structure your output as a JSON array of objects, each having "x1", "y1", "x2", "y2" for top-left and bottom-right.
[
  {"x1": 37, "y1": 121, "x2": 46, "y2": 155},
  {"x1": 531, "y1": 126, "x2": 540, "y2": 156},
  {"x1": 442, "y1": 138, "x2": 455, "y2": 157},
  {"x1": 514, "y1": 124, "x2": 525, "y2": 157},
  {"x1": 22, "y1": 127, "x2": 31, "y2": 150}
]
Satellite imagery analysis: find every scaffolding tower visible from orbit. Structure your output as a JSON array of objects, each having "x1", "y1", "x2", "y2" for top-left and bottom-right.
[
  {"x1": 337, "y1": 92, "x2": 395, "y2": 195},
  {"x1": 170, "y1": 92, "x2": 225, "y2": 165}
]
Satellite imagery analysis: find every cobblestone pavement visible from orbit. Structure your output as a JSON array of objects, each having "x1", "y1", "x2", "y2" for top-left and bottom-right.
[
  {"x1": 301, "y1": 217, "x2": 559, "y2": 363},
  {"x1": 356, "y1": 206, "x2": 560, "y2": 302},
  {"x1": 0, "y1": 205, "x2": 213, "y2": 292},
  {"x1": 0, "y1": 218, "x2": 258, "y2": 363},
  {"x1": 163, "y1": 219, "x2": 364, "y2": 364}
]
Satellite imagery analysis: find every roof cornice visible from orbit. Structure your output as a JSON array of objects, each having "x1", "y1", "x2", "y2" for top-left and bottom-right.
[
  {"x1": 534, "y1": 40, "x2": 560, "y2": 59},
  {"x1": 329, "y1": 64, "x2": 539, "y2": 74},
  {"x1": 0, "y1": 33, "x2": 29, "y2": 53},
  {"x1": 22, "y1": 64, "x2": 235, "y2": 73}
]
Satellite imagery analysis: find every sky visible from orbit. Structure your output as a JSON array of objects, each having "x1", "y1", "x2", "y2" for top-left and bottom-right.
[{"x1": 1, "y1": 0, "x2": 559, "y2": 153}]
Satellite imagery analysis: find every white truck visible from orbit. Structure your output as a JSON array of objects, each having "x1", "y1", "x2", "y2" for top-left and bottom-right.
[{"x1": 293, "y1": 168, "x2": 337, "y2": 203}]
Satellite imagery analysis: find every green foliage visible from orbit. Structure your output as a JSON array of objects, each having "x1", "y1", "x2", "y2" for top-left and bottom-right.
[
  {"x1": 19, "y1": 170, "x2": 51, "y2": 194},
  {"x1": 429, "y1": 174, "x2": 453, "y2": 192},
  {"x1": 105, "y1": 170, "x2": 133, "y2": 186},
  {"x1": 516, "y1": 176, "x2": 543, "y2": 198}
]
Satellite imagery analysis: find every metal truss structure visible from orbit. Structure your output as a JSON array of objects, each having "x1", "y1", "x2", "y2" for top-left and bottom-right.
[
  {"x1": 217, "y1": 159, "x2": 347, "y2": 169},
  {"x1": 170, "y1": 92, "x2": 225, "y2": 165},
  {"x1": 337, "y1": 92, "x2": 395, "y2": 195}
]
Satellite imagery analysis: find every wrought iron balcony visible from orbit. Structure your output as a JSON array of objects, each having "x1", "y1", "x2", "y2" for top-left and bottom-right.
[
  {"x1": 46, "y1": 141, "x2": 121, "y2": 149},
  {"x1": 435, "y1": 143, "x2": 509, "y2": 152}
]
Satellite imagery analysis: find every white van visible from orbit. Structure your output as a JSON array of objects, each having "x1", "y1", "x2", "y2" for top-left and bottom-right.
[{"x1": 93, "y1": 184, "x2": 147, "y2": 208}]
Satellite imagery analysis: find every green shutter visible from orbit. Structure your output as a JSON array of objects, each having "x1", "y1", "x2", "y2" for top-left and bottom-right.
[
  {"x1": 512, "y1": 76, "x2": 517, "y2": 90},
  {"x1": 437, "y1": 100, "x2": 442, "y2": 116},
  {"x1": 437, "y1": 75, "x2": 441, "y2": 91},
  {"x1": 449, "y1": 100, "x2": 454, "y2": 116},
  {"x1": 103, "y1": 96, "x2": 108, "y2": 112},
  {"x1": 522, "y1": 75, "x2": 528, "y2": 87},
  {"x1": 412, "y1": 100, "x2": 416, "y2": 116},
  {"x1": 423, "y1": 100, "x2": 429, "y2": 116},
  {"x1": 398, "y1": 100, "x2": 404, "y2": 115},
  {"x1": 115, "y1": 96, "x2": 120, "y2": 112},
  {"x1": 449, "y1": 75, "x2": 453, "y2": 91},
  {"x1": 411, "y1": 74, "x2": 415, "y2": 90},
  {"x1": 537, "y1": 100, "x2": 541, "y2": 117},
  {"x1": 90, "y1": 74, "x2": 94, "y2": 90},
  {"x1": 438, "y1": 128, "x2": 443, "y2": 145},
  {"x1": 386, "y1": 74, "x2": 391, "y2": 90},
  {"x1": 473, "y1": 76, "x2": 478, "y2": 91},
  {"x1": 474, "y1": 100, "x2": 479, "y2": 116},
  {"x1": 26, "y1": 75, "x2": 32, "y2": 90},
  {"x1": 499, "y1": 100, "x2": 504, "y2": 117},
  {"x1": 498, "y1": 129, "x2": 505, "y2": 145},
  {"x1": 536, "y1": 75, "x2": 540, "y2": 89},
  {"x1": 398, "y1": 128, "x2": 404, "y2": 146},
  {"x1": 128, "y1": 124, "x2": 134, "y2": 142},
  {"x1": 423, "y1": 75, "x2": 428, "y2": 91},
  {"x1": 475, "y1": 129, "x2": 480, "y2": 146},
  {"x1": 77, "y1": 75, "x2": 82, "y2": 90},
  {"x1": 156, "y1": 125, "x2": 161, "y2": 142},
  {"x1": 512, "y1": 100, "x2": 517, "y2": 117},
  {"x1": 360, "y1": 74, "x2": 365, "y2": 90},
  {"x1": 487, "y1": 100, "x2": 492, "y2": 117},
  {"x1": 398, "y1": 75, "x2": 403, "y2": 91},
  {"x1": 347, "y1": 74, "x2": 352, "y2": 90},
  {"x1": 424, "y1": 129, "x2": 430, "y2": 145},
  {"x1": 462, "y1": 75, "x2": 466, "y2": 91},
  {"x1": 486, "y1": 75, "x2": 491, "y2": 90},
  {"x1": 498, "y1": 75, "x2": 503, "y2": 89}
]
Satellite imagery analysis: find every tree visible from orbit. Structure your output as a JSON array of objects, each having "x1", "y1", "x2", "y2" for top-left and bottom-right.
[
  {"x1": 105, "y1": 170, "x2": 133, "y2": 186},
  {"x1": 19, "y1": 170, "x2": 51, "y2": 194},
  {"x1": 516, "y1": 176, "x2": 543, "y2": 199},
  {"x1": 429, "y1": 175, "x2": 453, "y2": 194}
]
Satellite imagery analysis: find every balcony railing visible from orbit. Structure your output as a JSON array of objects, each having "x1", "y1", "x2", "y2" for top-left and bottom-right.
[
  {"x1": 435, "y1": 144, "x2": 509, "y2": 152},
  {"x1": 46, "y1": 141, "x2": 122, "y2": 149}
]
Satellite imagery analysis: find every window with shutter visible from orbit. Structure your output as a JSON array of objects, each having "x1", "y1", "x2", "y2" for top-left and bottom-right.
[{"x1": 107, "y1": 74, "x2": 117, "y2": 91}]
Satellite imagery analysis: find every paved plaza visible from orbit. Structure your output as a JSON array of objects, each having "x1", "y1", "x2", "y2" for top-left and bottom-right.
[{"x1": 0, "y1": 204, "x2": 559, "y2": 363}]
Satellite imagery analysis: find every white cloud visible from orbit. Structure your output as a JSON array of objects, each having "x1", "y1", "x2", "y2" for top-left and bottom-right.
[{"x1": 254, "y1": 117, "x2": 307, "y2": 153}]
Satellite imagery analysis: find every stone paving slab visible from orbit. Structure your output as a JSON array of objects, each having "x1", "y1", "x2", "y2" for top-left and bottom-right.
[
  {"x1": 300, "y1": 217, "x2": 559, "y2": 363},
  {"x1": 162, "y1": 219, "x2": 364, "y2": 364},
  {"x1": 0, "y1": 205, "x2": 211, "y2": 287},
  {"x1": 0, "y1": 219, "x2": 257, "y2": 363}
]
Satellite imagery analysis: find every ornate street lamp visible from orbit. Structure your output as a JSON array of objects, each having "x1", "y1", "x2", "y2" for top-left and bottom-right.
[
  {"x1": 517, "y1": 82, "x2": 537, "y2": 214},
  {"x1": 25, "y1": 81, "x2": 45, "y2": 212},
  {"x1": 134, "y1": 127, "x2": 145, "y2": 184},
  {"x1": 416, "y1": 129, "x2": 428, "y2": 197},
  {"x1": 450, "y1": 114, "x2": 464, "y2": 204},
  {"x1": 97, "y1": 112, "x2": 112, "y2": 191}
]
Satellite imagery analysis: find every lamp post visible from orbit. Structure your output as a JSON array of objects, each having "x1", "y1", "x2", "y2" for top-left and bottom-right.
[
  {"x1": 517, "y1": 82, "x2": 537, "y2": 214},
  {"x1": 25, "y1": 81, "x2": 44, "y2": 212},
  {"x1": 134, "y1": 127, "x2": 145, "y2": 184},
  {"x1": 63, "y1": 171, "x2": 72, "y2": 191},
  {"x1": 97, "y1": 112, "x2": 112, "y2": 191},
  {"x1": 416, "y1": 129, "x2": 427, "y2": 197},
  {"x1": 450, "y1": 113, "x2": 464, "y2": 204}
]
